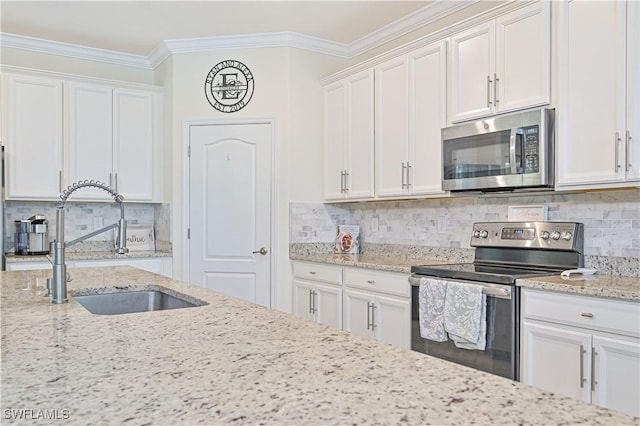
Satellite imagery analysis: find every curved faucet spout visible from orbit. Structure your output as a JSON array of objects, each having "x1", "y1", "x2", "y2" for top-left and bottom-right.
[{"x1": 50, "y1": 180, "x2": 128, "y2": 304}]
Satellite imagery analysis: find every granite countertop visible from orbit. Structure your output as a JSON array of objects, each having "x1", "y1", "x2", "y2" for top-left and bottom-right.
[
  {"x1": 517, "y1": 274, "x2": 640, "y2": 302},
  {"x1": 5, "y1": 250, "x2": 172, "y2": 263},
  {"x1": 1, "y1": 267, "x2": 637, "y2": 425},
  {"x1": 291, "y1": 253, "x2": 640, "y2": 302}
]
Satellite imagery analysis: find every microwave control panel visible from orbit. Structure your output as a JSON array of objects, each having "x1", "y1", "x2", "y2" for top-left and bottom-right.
[{"x1": 522, "y1": 125, "x2": 539, "y2": 173}]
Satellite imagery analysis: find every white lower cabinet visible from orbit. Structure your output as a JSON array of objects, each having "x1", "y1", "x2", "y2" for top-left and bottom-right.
[
  {"x1": 292, "y1": 261, "x2": 342, "y2": 329},
  {"x1": 343, "y1": 268, "x2": 411, "y2": 349},
  {"x1": 5, "y1": 257, "x2": 173, "y2": 278},
  {"x1": 521, "y1": 288, "x2": 640, "y2": 417}
]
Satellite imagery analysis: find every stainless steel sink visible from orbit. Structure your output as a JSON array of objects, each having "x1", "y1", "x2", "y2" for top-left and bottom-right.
[{"x1": 72, "y1": 286, "x2": 207, "y2": 315}]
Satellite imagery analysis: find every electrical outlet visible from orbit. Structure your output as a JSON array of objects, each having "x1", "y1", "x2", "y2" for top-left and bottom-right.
[
  {"x1": 371, "y1": 217, "x2": 379, "y2": 233},
  {"x1": 93, "y1": 217, "x2": 104, "y2": 230},
  {"x1": 437, "y1": 215, "x2": 447, "y2": 233}
]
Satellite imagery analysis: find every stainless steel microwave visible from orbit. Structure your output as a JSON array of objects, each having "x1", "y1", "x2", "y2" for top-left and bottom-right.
[{"x1": 442, "y1": 108, "x2": 555, "y2": 192}]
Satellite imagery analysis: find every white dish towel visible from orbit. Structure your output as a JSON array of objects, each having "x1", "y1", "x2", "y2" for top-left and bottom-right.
[
  {"x1": 443, "y1": 281, "x2": 487, "y2": 350},
  {"x1": 418, "y1": 278, "x2": 448, "y2": 342}
]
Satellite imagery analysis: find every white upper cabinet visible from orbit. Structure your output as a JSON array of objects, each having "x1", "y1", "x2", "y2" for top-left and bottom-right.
[
  {"x1": 556, "y1": 0, "x2": 639, "y2": 188},
  {"x1": 3, "y1": 71, "x2": 162, "y2": 202},
  {"x1": 2, "y1": 73, "x2": 64, "y2": 200},
  {"x1": 449, "y1": 2, "x2": 551, "y2": 122},
  {"x1": 67, "y1": 82, "x2": 114, "y2": 200},
  {"x1": 68, "y1": 83, "x2": 158, "y2": 202},
  {"x1": 323, "y1": 69, "x2": 375, "y2": 201},
  {"x1": 113, "y1": 89, "x2": 157, "y2": 201},
  {"x1": 375, "y1": 42, "x2": 447, "y2": 198}
]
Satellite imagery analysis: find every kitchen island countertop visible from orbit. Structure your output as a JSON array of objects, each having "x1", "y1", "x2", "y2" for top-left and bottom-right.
[{"x1": 1, "y1": 266, "x2": 637, "y2": 425}]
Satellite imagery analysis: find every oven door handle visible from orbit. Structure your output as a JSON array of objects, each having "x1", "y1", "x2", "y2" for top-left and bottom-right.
[{"x1": 408, "y1": 275, "x2": 512, "y2": 299}]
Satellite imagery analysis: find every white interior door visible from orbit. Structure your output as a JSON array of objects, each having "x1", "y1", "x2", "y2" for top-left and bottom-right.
[{"x1": 188, "y1": 122, "x2": 272, "y2": 307}]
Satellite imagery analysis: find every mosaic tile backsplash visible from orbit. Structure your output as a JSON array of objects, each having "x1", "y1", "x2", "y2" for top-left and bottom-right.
[
  {"x1": 4, "y1": 201, "x2": 171, "y2": 253},
  {"x1": 290, "y1": 189, "x2": 640, "y2": 259}
]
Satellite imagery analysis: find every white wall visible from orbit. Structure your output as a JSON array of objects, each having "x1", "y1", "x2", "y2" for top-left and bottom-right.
[{"x1": 157, "y1": 47, "x2": 347, "y2": 312}]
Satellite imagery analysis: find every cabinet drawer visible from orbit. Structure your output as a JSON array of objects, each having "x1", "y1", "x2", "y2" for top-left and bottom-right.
[
  {"x1": 292, "y1": 262, "x2": 342, "y2": 285},
  {"x1": 344, "y1": 268, "x2": 410, "y2": 298},
  {"x1": 522, "y1": 289, "x2": 640, "y2": 337}
]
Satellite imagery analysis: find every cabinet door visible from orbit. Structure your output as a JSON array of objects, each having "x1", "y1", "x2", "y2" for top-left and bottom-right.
[
  {"x1": 323, "y1": 80, "x2": 347, "y2": 200},
  {"x1": 3, "y1": 74, "x2": 64, "y2": 200},
  {"x1": 345, "y1": 70, "x2": 375, "y2": 200},
  {"x1": 521, "y1": 320, "x2": 592, "y2": 403},
  {"x1": 315, "y1": 282, "x2": 342, "y2": 329},
  {"x1": 374, "y1": 294, "x2": 411, "y2": 349},
  {"x1": 292, "y1": 279, "x2": 316, "y2": 322},
  {"x1": 408, "y1": 42, "x2": 447, "y2": 196},
  {"x1": 113, "y1": 89, "x2": 155, "y2": 201},
  {"x1": 495, "y1": 2, "x2": 550, "y2": 113},
  {"x1": 344, "y1": 289, "x2": 375, "y2": 340},
  {"x1": 556, "y1": 0, "x2": 627, "y2": 187},
  {"x1": 375, "y1": 56, "x2": 409, "y2": 197},
  {"x1": 450, "y1": 22, "x2": 494, "y2": 122},
  {"x1": 592, "y1": 335, "x2": 640, "y2": 417},
  {"x1": 627, "y1": 0, "x2": 640, "y2": 181},
  {"x1": 67, "y1": 82, "x2": 113, "y2": 200}
]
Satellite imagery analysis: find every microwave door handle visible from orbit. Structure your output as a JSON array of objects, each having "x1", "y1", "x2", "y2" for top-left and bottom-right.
[
  {"x1": 510, "y1": 129, "x2": 524, "y2": 174},
  {"x1": 509, "y1": 129, "x2": 518, "y2": 174}
]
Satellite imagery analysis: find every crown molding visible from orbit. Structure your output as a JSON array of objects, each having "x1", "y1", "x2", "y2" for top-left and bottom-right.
[
  {"x1": 0, "y1": 32, "x2": 152, "y2": 69},
  {"x1": 0, "y1": 1, "x2": 478, "y2": 70},
  {"x1": 149, "y1": 32, "x2": 350, "y2": 68}
]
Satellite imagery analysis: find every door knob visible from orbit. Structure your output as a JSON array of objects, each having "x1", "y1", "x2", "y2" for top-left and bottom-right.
[{"x1": 252, "y1": 247, "x2": 268, "y2": 255}]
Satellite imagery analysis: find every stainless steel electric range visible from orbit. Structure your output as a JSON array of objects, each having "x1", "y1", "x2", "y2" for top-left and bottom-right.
[{"x1": 409, "y1": 221, "x2": 584, "y2": 380}]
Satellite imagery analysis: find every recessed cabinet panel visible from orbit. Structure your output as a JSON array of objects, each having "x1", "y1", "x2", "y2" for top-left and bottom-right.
[
  {"x1": 557, "y1": 0, "x2": 626, "y2": 186},
  {"x1": 3, "y1": 74, "x2": 64, "y2": 200},
  {"x1": 113, "y1": 89, "x2": 155, "y2": 201},
  {"x1": 67, "y1": 82, "x2": 113, "y2": 199},
  {"x1": 323, "y1": 81, "x2": 347, "y2": 200}
]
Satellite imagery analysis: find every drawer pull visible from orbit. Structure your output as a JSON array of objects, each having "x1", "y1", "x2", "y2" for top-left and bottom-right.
[
  {"x1": 581, "y1": 312, "x2": 594, "y2": 318},
  {"x1": 309, "y1": 271, "x2": 316, "y2": 275},
  {"x1": 366, "y1": 280, "x2": 375, "y2": 284}
]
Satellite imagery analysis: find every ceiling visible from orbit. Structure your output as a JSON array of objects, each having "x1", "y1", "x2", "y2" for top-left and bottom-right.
[{"x1": 1, "y1": 1, "x2": 437, "y2": 57}]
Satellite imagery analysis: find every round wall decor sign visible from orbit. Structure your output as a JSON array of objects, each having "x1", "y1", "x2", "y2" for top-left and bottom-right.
[{"x1": 204, "y1": 60, "x2": 255, "y2": 113}]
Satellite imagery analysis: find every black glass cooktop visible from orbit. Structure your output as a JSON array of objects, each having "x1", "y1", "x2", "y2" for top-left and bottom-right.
[{"x1": 410, "y1": 263, "x2": 560, "y2": 285}]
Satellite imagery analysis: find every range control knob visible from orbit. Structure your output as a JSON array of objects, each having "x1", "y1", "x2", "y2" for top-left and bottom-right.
[
  {"x1": 562, "y1": 231, "x2": 573, "y2": 241},
  {"x1": 550, "y1": 231, "x2": 561, "y2": 240},
  {"x1": 480, "y1": 230, "x2": 489, "y2": 238},
  {"x1": 473, "y1": 230, "x2": 481, "y2": 238},
  {"x1": 540, "y1": 231, "x2": 550, "y2": 240}
]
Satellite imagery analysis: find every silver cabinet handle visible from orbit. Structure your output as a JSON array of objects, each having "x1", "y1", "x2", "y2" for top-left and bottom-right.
[
  {"x1": 370, "y1": 303, "x2": 376, "y2": 330},
  {"x1": 591, "y1": 347, "x2": 597, "y2": 392},
  {"x1": 252, "y1": 247, "x2": 268, "y2": 255},
  {"x1": 109, "y1": 172, "x2": 113, "y2": 188},
  {"x1": 401, "y1": 163, "x2": 407, "y2": 189},
  {"x1": 581, "y1": 312, "x2": 594, "y2": 318},
  {"x1": 366, "y1": 302, "x2": 372, "y2": 330},
  {"x1": 309, "y1": 289, "x2": 313, "y2": 314},
  {"x1": 310, "y1": 290, "x2": 317, "y2": 314},
  {"x1": 114, "y1": 172, "x2": 119, "y2": 192},
  {"x1": 344, "y1": 171, "x2": 349, "y2": 193},
  {"x1": 615, "y1": 132, "x2": 622, "y2": 172},
  {"x1": 309, "y1": 271, "x2": 316, "y2": 275},
  {"x1": 626, "y1": 130, "x2": 632, "y2": 171},
  {"x1": 406, "y1": 162, "x2": 412, "y2": 188},
  {"x1": 487, "y1": 75, "x2": 493, "y2": 107},
  {"x1": 366, "y1": 280, "x2": 375, "y2": 284},
  {"x1": 340, "y1": 170, "x2": 345, "y2": 193},
  {"x1": 494, "y1": 73, "x2": 499, "y2": 106},
  {"x1": 580, "y1": 344, "x2": 586, "y2": 388},
  {"x1": 58, "y1": 170, "x2": 63, "y2": 192}
]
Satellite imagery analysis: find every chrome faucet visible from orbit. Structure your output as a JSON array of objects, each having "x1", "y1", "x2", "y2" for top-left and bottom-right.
[{"x1": 49, "y1": 180, "x2": 128, "y2": 304}]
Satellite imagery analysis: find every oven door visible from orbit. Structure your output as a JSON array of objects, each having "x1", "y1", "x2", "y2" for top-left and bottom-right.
[{"x1": 409, "y1": 275, "x2": 520, "y2": 381}]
